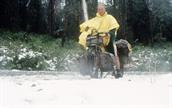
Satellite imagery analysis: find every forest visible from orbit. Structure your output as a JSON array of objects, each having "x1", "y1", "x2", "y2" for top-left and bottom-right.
[
  {"x1": 0, "y1": 0, "x2": 172, "y2": 44},
  {"x1": 0, "y1": 0, "x2": 172, "y2": 71}
]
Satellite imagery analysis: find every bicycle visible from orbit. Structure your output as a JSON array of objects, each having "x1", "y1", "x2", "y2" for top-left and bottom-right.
[{"x1": 79, "y1": 31, "x2": 118, "y2": 78}]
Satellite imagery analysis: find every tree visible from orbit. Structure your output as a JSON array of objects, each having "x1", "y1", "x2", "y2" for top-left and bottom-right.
[
  {"x1": 87, "y1": 0, "x2": 98, "y2": 19},
  {"x1": 48, "y1": 0, "x2": 56, "y2": 34},
  {"x1": 63, "y1": 0, "x2": 81, "y2": 39},
  {"x1": 81, "y1": 0, "x2": 88, "y2": 21},
  {"x1": 0, "y1": 0, "x2": 20, "y2": 30},
  {"x1": 147, "y1": 0, "x2": 172, "y2": 42},
  {"x1": 111, "y1": 0, "x2": 129, "y2": 40}
]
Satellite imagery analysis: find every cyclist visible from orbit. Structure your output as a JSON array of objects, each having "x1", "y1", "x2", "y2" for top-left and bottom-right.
[{"x1": 79, "y1": 3, "x2": 121, "y2": 76}]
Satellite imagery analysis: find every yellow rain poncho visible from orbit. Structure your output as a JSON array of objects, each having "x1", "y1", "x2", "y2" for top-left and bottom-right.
[{"x1": 79, "y1": 12, "x2": 120, "y2": 48}]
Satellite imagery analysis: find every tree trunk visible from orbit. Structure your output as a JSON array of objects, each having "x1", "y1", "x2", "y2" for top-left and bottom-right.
[
  {"x1": 48, "y1": 0, "x2": 55, "y2": 34},
  {"x1": 118, "y1": 0, "x2": 127, "y2": 39},
  {"x1": 82, "y1": 0, "x2": 88, "y2": 21}
]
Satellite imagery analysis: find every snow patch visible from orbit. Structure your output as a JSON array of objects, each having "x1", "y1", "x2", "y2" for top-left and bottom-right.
[{"x1": 0, "y1": 73, "x2": 171, "y2": 108}]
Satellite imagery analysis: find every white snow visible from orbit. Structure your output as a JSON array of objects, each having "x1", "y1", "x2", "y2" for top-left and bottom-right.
[
  {"x1": 18, "y1": 48, "x2": 43, "y2": 60},
  {"x1": 0, "y1": 73, "x2": 172, "y2": 108}
]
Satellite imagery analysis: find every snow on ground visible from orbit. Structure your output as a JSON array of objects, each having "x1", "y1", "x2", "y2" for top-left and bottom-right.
[{"x1": 0, "y1": 73, "x2": 172, "y2": 108}]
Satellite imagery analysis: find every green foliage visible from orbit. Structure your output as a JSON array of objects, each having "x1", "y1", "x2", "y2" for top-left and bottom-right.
[
  {"x1": 131, "y1": 42, "x2": 172, "y2": 72},
  {"x1": 0, "y1": 30, "x2": 172, "y2": 72},
  {"x1": 0, "y1": 30, "x2": 81, "y2": 71}
]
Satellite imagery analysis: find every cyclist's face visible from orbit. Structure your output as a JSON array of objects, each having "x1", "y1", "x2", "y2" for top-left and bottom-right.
[{"x1": 97, "y1": 5, "x2": 106, "y2": 16}]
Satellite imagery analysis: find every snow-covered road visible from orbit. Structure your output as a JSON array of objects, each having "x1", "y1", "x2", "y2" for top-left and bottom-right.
[{"x1": 0, "y1": 73, "x2": 172, "y2": 108}]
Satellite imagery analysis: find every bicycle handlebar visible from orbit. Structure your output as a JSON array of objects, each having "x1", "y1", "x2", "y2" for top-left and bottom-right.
[{"x1": 85, "y1": 26, "x2": 110, "y2": 38}]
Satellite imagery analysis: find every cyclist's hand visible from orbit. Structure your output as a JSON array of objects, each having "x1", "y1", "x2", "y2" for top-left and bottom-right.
[
  {"x1": 105, "y1": 32, "x2": 110, "y2": 37},
  {"x1": 85, "y1": 26, "x2": 89, "y2": 31}
]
